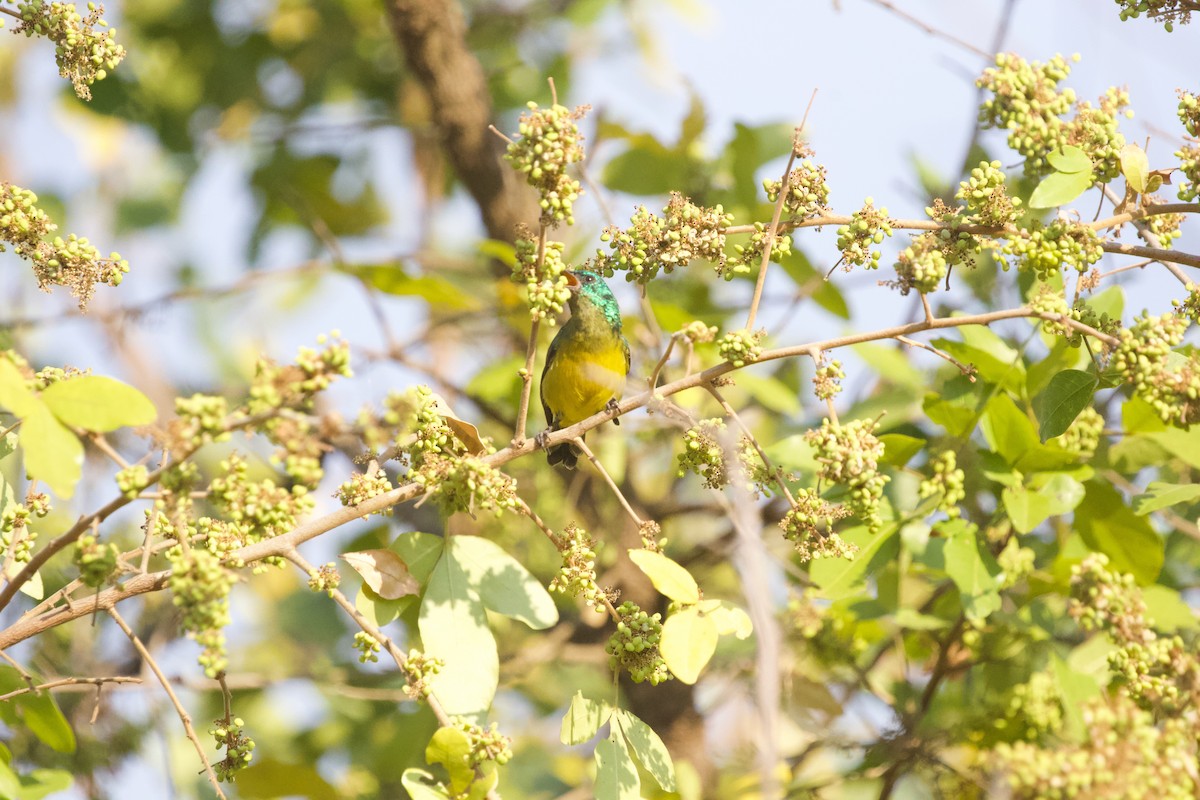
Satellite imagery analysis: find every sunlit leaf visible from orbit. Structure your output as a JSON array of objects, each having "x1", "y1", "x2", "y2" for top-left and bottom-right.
[
  {"x1": 39, "y1": 376, "x2": 157, "y2": 432},
  {"x1": 21, "y1": 403, "x2": 83, "y2": 499},
  {"x1": 238, "y1": 758, "x2": 338, "y2": 800},
  {"x1": 418, "y1": 541, "x2": 498, "y2": 719},
  {"x1": 426, "y1": 726, "x2": 474, "y2": 794},
  {"x1": 594, "y1": 730, "x2": 640, "y2": 800},
  {"x1": 450, "y1": 535, "x2": 558, "y2": 629},
  {"x1": 401, "y1": 769, "x2": 453, "y2": 800},
  {"x1": 1132, "y1": 481, "x2": 1200, "y2": 515},
  {"x1": 627, "y1": 549, "x2": 699, "y2": 605},
  {"x1": 561, "y1": 692, "x2": 611, "y2": 746},
  {"x1": 1028, "y1": 168, "x2": 1094, "y2": 209},
  {"x1": 1046, "y1": 145, "x2": 1092, "y2": 174},
  {"x1": 660, "y1": 606, "x2": 717, "y2": 684},
  {"x1": 612, "y1": 709, "x2": 676, "y2": 791},
  {"x1": 1119, "y1": 142, "x2": 1150, "y2": 194}
]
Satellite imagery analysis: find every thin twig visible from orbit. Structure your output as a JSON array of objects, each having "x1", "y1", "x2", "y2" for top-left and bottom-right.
[
  {"x1": 574, "y1": 438, "x2": 644, "y2": 527},
  {"x1": 863, "y1": 0, "x2": 990, "y2": 58},
  {"x1": 107, "y1": 607, "x2": 227, "y2": 799},
  {"x1": 0, "y1": 675, "x2": 142, "y2": 703},
  {"x1": 895, "y1": 335, "x2": 977, "y2": 380},
  {"x1": 512, "y1": 228, "x2": 548, "y2": 445},
  {"x1": 746, "y1": 90, "x2": 818, "y2": 330}
]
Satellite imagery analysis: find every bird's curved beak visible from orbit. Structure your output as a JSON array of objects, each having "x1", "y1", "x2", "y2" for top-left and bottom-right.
[{"x1": 564, "y1": 270, "x2": 582, "y2": 292}]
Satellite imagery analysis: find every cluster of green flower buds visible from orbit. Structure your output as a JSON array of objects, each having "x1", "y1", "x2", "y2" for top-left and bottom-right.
[
  {"x1": 505, "y1": 102, "x2": 588, "y2": 225},
  {"x1": 12, "y1": 1, "x2": 126, "y2": 99},
  {"x1": 74, "y1": 533, "x2": 119, "y2": 588},
  {"x1": 1116, "y1": 0, "x2": 1194, "y2": 29},
  {"x1": 918, "y1": 450, "x2": 965, "y2": 518},
  {"x1": 1001, "y1": 219, "x2": 1103, "y2": 280},
  {"x1": 1171, "y1": 283, "x2": 1200, "y2": 324},
  {"x1": 454, "y1": 719, "x2": 514, "y2": 767},
  {"x1": 992, "y1": 671, "x2": 1065, "y2": 742},
  {"x1": 400, "y1": 649, "x2": 442, "y2": 700},
  {"x1": 725, "y1": 221, "x2": 792, "y2": 279},
  {"x1": 335, "y1": 465, "x2": 393, "y2": 510},
  {"x1": 168, "y1": 547, "x2": 237, "y2": 677},
  {"x1": 805, "y1": 417, "x2": 890, "y2": 534},
  {"x1": 596, "y1": 192, "x2": 733, "y2": 284},
  {"x1": 892, "y1": 234, "x2": 950, "y2": 295},
  {"x1": 606, "y1": 601, "x2": 671, "y2": 684},
  {"x1": 977, "y1": 53, "x2": 1077, "y2": 178},
  {"x1": 0, "y1": 182, "x2": 128, "y2": 309},
  {"x1": 676, "y1": 419, "x2": 729, "y2": 490},
  {"x1": 835, "y1": 198, "x2": 893, "y2": 270},
  {"x1": 1055, "y1": 406, "x2": 1105, "y2": 458},
  {"x1": 207, "y1": 453, "x2": 314, "y2": 562},
  {"x1": 1179, "y1": 90, "x2": 1200, "y2": 136},
  {"x1": 957, "y1": 160, "x2": 1023, "y2": 227},
  {"x1": 812, "y1": 358, "x2": 845, "y2": 401},
  {"x1": 779, "y1": 488, "x2": 855, "y2": 562},
  {"x1": 763, "y1": 159, "x2": 831, "y2": 220},
  {"x1": 548, "y1": 523, "x2": 607, "y2": 612},
  {"x1": 717, "y1": 328, "x2": 764, "y2": 368},
  {"x1": 210, "y1": 717, "x2": 255, "y2": 782},
  {"x1": 353, "y1": 631, "x2": 382, "y2": 663},
  {"x1": 992, "y1": 694, "x2": 1196, "y2": 799},
  {"x1": 1112, "y1": 312, "x2": 1200, "y2": 426},
  {"x1": 306, "y1": 562, "x2": 340, "y2": 596},
  {"x1": 512, "y1": 231, "x2": 572, "y2": 322},
  {"x1": 1, "y1": 493, "x2": 50, "y2": 564}
]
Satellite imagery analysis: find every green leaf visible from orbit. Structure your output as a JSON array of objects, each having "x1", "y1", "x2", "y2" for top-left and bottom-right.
[
  {"x1": 0, "y1": 359, "x2": 37, "y2": 418},
  {"x1": 613, "y1": 709, "x2": 676, "y2": 792},
  {"x1": 931, "y1": 332, "x2": 1025, "y2": 394},
  {"x1": 354, "y1": 585, "x2": 411, "y2": 628},
  {"x1": 340, "y1": 264, "x2": 482, "y2": 311},
  {"x1": 237, "y1": 758, "x2": 338, "y2": 800},
  {"x1": 594, "y1": 730, "x2": 640, "y2": 800},
  {"x1": 627, "y1": 549, "x2": 699, "y2": 605},
  {"x1": 561, "y1": 692, "x2": 612, "y2": 746},
  {"x1": 1142, "y1": 586, "x2": 1198, "y2": 631},
  {"x1": 893, "y1": 608, "x2": 952, "y2": 630},
  {"x1": 943, "y1": 526, "x2": 1001, "y2": 621},
  {"x1": 878, "y1": 433, "x2": 924, "y2": 467},
  {"x1": 1075, "y1": 481, "x2": 1163, "y2": 584},
  {"x1": 922, "y1": 375, "x2": 984, "y2": 437},
  {"x1": 1028, "y1": 168, "x2": 1094, "y2": 209},
  {"x1": 1026, "y1": 338, "x2": 1084, "y2": 397},
  {"x1": 21, "y1": 403, "x2": 83, "y2": 499},
  {"x1": 1034, "y1": 370, "x2": 1097, "y2": 440},
  {"x1": 981, "y1": 393, "x2": 1038, "y2": 465},
  {"x1": 1132, "y1": 481, "x2": 1200, "y2": 515},
  {"x1": 418, "y1": 541, "x2": 498, "y2": 718},
  {"x1": 853, "y1": 343, "x2": 924, "y2": 391},
  {"x1": 1052, "y1": 654, "x2": 1101, "y2": 742},
  {"x1": 660, "y1": 606, "x2": 718, "y2": 684},
  {"x1": 401, "y1": 769, "x2": 453, "y2": 800},
  {"x1": 13, "y1": 768, "x2": 73, "y2": 800},
  {"x1": 1119, "y1": 143, "x2": 1150, "y2": 194},
  {"x1": 1004, "y1": 473, "x2": 1085, "y2": 534},
  {"x1": 392, "y1": 532, "x2": 445, "y2": 584},
  {"x1": 39, "y1": 376, "x2": 157, "y2": 432},
  {"x1": 447, "y1": 535, "x2": 557, "y2": 629},
  {"x1": 1046, "y1": 145, "x2": 1092, "y2": 174},
  {"x1": 426, "y1": 727, "x2": 475, "y2": 794},
  {"x1": 16, "y1": 689, "x2": 76, "y2": 754},
  {"x1": 810, "y1": 524, "x2": 900, "y2": 599},
  {"x1": 1148, "y1": 426, "x2": 1200, "y2": 471},
  {"x1": 603, "y1": 140, "x2": 691, "y2": 197},
  {"x1": 735, "y1": 372, "x2": 801, "y2": 415}
]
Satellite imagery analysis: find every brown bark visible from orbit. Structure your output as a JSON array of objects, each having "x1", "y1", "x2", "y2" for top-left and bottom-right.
[{"x1": 385, "y1": 0, "x2": 538, "y2": 244}]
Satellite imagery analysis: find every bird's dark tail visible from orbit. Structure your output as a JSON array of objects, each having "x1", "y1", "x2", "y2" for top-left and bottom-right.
[{"x1": 546, "y1": 441, "x2": 580, "y2": 470}]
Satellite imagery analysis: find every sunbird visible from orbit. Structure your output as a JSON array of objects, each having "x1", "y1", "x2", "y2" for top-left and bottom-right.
[{"x1": 539, "y1": 269, "x2": 630, "y2": 469}]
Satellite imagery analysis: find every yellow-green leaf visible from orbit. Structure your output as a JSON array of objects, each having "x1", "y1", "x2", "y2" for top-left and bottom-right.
[
  {"x1": 22, "y1": 403, "x2": 83, "y2": 498},
  {"x1": 627, "y1": 549, "x2": 699, "y2": 605},
  {"x1": 341, "y1": 549, "x2": 420, "y2": 600},
  {"x1": 1120, "y1": 143, "x2": 1150, "y2": 194},
  {"x1": 0, "y1": 359, "x2": 37, "y2": 418},
  {"x1": 40, "y1": 376, "x2": 157, "y2": 432},
  {"x1": 561, "y1": 692, "x2": 612, "y2": 746},
  {"x1": 660, "y1": 607, "x2": 718, "y2": 684}
]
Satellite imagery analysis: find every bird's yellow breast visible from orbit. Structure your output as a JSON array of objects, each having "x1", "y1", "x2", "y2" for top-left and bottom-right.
[{"x1": 541, "y1": 340, "x2": 628, "y2": 428}]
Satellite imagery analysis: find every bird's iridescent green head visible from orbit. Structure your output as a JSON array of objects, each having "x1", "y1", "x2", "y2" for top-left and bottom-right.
[{"x1": 567, "y1": 269, "x2": 622, "y2": 330}]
